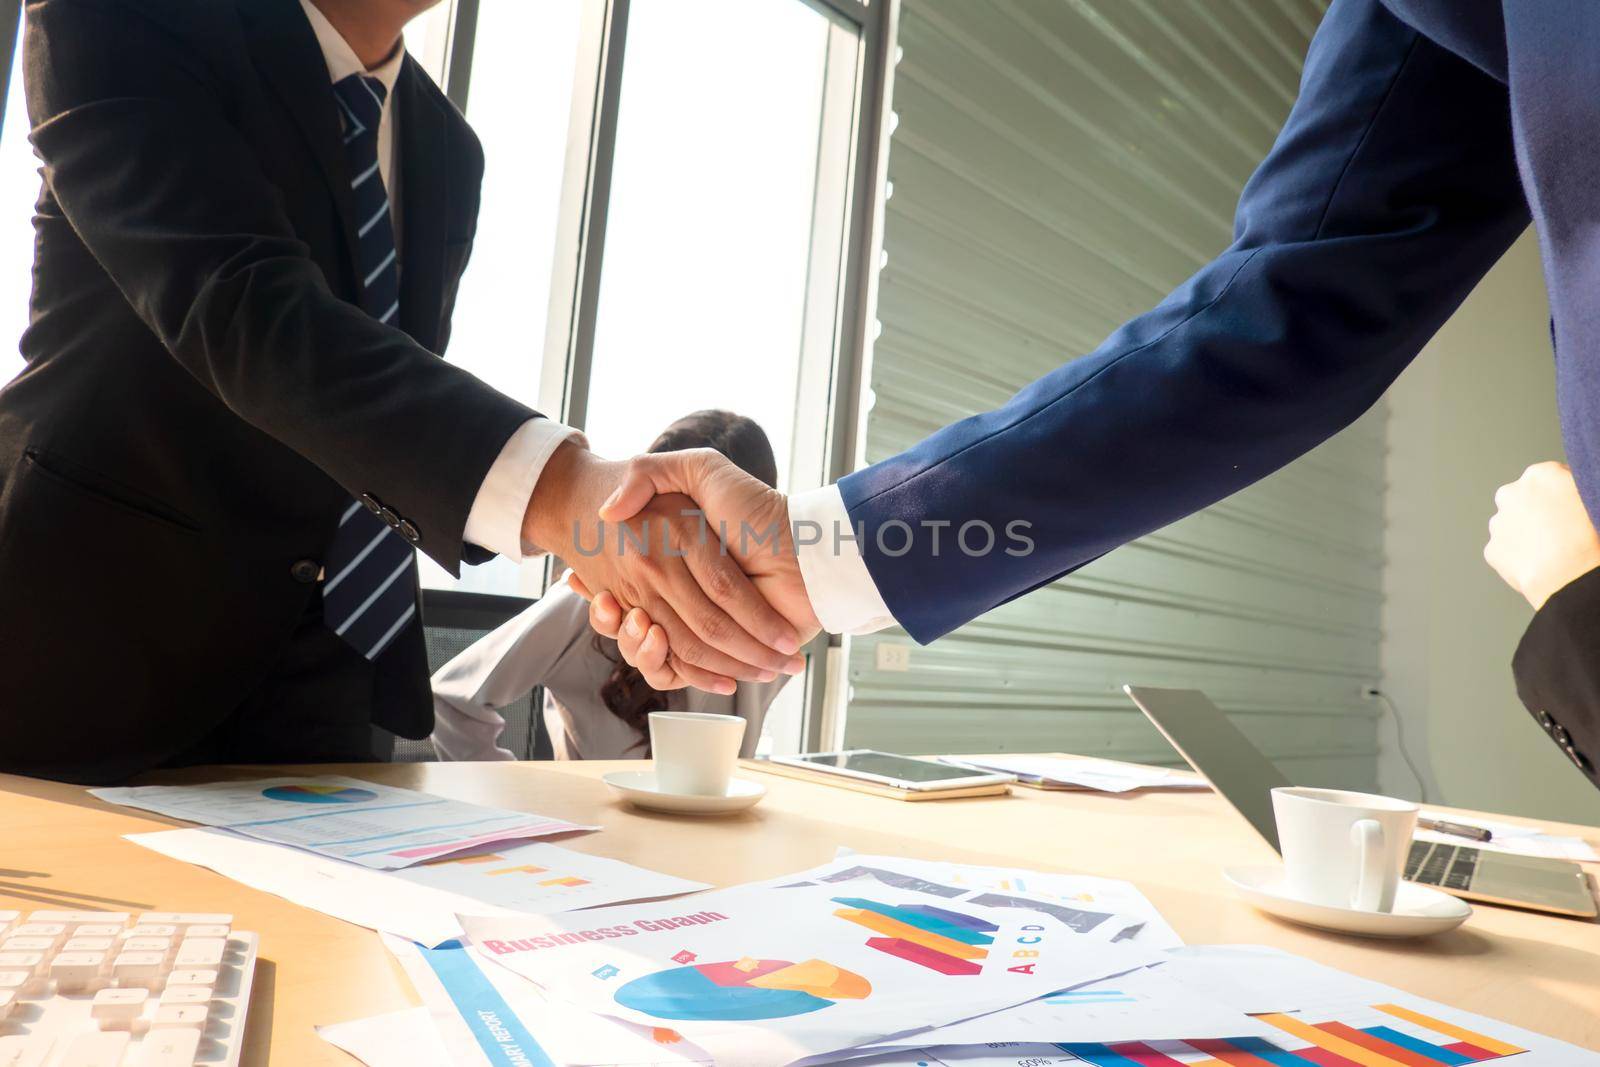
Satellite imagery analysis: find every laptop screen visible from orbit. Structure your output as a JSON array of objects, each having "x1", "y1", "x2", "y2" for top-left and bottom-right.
[{"x1": 1122, "y1": 685, "x2": 1293, "y2": 853}]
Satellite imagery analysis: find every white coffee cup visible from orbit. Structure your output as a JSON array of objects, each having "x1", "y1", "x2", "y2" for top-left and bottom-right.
[
  {"x1": 1271, "y1": 786, "x2": 1418, "y2": 913},
  {"x1": 648, "y1": 712, "x2": 747, "y2": 797}
]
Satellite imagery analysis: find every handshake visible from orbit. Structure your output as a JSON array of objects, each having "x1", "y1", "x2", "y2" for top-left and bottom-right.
[{"x1": 522, "y1": 439, "x2": 823, "y2": 695}]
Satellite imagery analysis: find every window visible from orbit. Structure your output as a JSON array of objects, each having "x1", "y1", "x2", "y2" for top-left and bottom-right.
[
  {"x1": 410, "y1": 1, "x2": 587, "y2": 597},
  {"x1": 580, "y1": 0, "x2": 838, "y2": 486},
  {"x1": 577, "y1": 0, "x2": 868, "y2": 755}
]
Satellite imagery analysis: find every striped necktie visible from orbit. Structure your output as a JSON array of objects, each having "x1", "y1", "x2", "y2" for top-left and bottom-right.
[{"x1": 321, "y1": 73, "x2": 418, "y2": 661}]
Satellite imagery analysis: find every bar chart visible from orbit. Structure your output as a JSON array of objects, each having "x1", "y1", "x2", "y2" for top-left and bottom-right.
[{"x1": 1059, "y1": 1000, "x2": 1527, "y2": 1067}]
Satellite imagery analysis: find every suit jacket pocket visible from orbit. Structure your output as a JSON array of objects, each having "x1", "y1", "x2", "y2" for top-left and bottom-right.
[{"x1": 22, "y1": 448, "x2": 201, "y2": 534}]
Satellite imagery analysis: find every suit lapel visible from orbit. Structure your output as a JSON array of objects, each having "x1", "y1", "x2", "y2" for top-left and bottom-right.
[
  {"x1": 236, "y1": 0, "x2": 362, "y2": 291},
  {"x1": 395, "y1": 55, "x2": 449, "y2": 353}
]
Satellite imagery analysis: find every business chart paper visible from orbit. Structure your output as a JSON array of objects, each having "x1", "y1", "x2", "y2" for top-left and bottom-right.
[
  {"x1": 461, "y1": 872, "x2": 1158, "y2": 1067},
  {"x1": 1061, "y1": 988, "x2": 1598, "y2": 1067},
  {"x1": 771, "y1": 856, "x2": 1152, "y2": 944},
  {"x1": 857, "y1": 966, "x2": 1272, "y2": 1049},
  {"x1": 919, "y1": 1049, "x2": 1079, "y2": 1067},
  {"x1": 1156, "y1": 944, "x2": 1395, "y2": 1015},
  {"x1": 386, "y1": 934, "x2": 709, "y2": 1067},
  {"x1": 95, "y1": 775, "x2": 595, "y2": 869},
  {"x1": 871, "y1": 946, "x2": 1600, "y2": 1067},
  {"x1": 128, "y1": 828, "x2": 708, "y2": 946},
  {"x1": 806, "y1": 856, "x2": 1183, "y2": 948}
]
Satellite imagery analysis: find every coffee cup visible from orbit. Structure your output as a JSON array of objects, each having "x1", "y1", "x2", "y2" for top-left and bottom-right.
[
  {"x1": 648, "y1": 712, "x2": 747, "y2": 796},
  {"x1": 1271, "y1": 786, "x2": 1418, "y2": 912}
]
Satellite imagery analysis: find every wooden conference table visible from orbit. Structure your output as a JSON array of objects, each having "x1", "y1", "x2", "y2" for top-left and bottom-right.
[{"x1": 0, "y1": 757, "x2": 1596, "y2": 1065}]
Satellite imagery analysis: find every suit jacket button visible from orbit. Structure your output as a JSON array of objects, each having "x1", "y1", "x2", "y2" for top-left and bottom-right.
[
  {"x1": 1553, "y1": 723, "x2": 1571, "y2": 747},
  {"x1": 1564, "y1": 745, "x2": 1591, "y2": 773},
  {"x1": 378, "y1": 507, "x2": 401, "y2": 529},
  {"x1": 1537, "y1": 710, "x2": 1554, "y2": 730},
  {"x1": 290, "y1": 559, "x2": 320, "y2": 584},
  {"x1": 360, "y1": 493, "x2": 383, "y2": 515},
  {"x1": 398, "y1": 519, "x2": 421, "y2": 544}
]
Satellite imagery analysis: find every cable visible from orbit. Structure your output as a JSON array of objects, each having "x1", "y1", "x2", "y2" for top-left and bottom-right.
[{"x1": 1367, "y1": 686, "x2": 1428, "y2": 804}]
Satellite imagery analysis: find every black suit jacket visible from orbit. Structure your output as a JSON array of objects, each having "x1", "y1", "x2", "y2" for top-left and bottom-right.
[
  {"x1": 1513, "y1": 567, "x2": 1600, "y2": 794},
  {"x1": 0, "y1": 0, "x2": 538, "y2": 782}
]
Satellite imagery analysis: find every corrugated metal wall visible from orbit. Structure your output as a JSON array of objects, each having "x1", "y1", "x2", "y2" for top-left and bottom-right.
[{"x1": 845, "y1": 0, "x2": 1384, "y2": 789}]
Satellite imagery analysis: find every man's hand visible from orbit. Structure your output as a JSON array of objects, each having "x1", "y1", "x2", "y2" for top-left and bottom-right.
[
  {"x1": 1485, "y1": 461, "x2": 1600, "y2": 611},
  {"x1": 566, "y1": 448, "x2": 821, "y2": 691},
  {"x1": 524, "y1": 442, "x2": 805, "y2": 694}
]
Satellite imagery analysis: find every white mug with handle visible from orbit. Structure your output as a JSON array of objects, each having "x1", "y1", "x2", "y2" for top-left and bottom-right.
[{"x1": 1271, "y1": 786, "x2": 1419, "y2": 913}]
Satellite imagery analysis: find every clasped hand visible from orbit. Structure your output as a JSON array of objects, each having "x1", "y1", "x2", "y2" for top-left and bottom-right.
[{"x1": 526, "y1": 442, "x2": 819, "y2": 693}]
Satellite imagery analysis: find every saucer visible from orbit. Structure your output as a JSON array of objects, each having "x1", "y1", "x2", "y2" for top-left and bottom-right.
[
  {"x1": 602, "y1": 771, "x2": 766, "y2": 815},
  {"x1": 1223, "y1": 864, "x2": 1471, "y2": 938}
]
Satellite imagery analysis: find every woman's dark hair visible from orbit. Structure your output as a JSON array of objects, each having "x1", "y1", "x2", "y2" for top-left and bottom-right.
[{"x1": 593, "y1": 410, "x2": 779, "y2": 737}]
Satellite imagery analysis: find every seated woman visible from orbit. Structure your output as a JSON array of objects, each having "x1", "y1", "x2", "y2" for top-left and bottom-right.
[
  {"x1": 430, "y1": 410, "x2": 792, "y2": 761},
  {"x1": 1484, "y1": 460, "x2": 1600, "y2": 792}
]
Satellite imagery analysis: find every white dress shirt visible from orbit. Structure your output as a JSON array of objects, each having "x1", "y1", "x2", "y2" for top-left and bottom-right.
[
  {"x1": 430, "y1": 579, "x2": 789, "y2": 760},
  {"x1": 299, "y1": 1, "x2": 579, "y2": 561},
  {"x1": 789, "y1": 484, "x2": 895, "y2": 635}
]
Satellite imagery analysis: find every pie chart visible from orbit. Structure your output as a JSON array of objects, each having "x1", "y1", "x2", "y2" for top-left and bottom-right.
[
  {"x1": 261, "y1": 784, "x2": 378, "y2": 804},
  {"x1": 615, "y1": 958, "x2": 870, "y2": 1022}
]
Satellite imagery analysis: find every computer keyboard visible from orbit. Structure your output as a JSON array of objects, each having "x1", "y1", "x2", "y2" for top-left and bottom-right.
[
  {"x1": 1405, "y1": 839, "x2": 1479, "y2": 891},
  {"x1": 0, "y1": 910, "x2": 256, "y2": 1067}
]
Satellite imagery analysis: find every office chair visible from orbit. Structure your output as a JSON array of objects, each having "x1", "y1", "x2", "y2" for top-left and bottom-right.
[{"x1": 390, "y1": 589, "x2": 555, "y2": 762}]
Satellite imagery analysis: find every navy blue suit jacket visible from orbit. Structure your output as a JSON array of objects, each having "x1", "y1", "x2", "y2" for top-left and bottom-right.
[{"x1": 840, "y1": 0, "x2": 1597, "y2": 644}]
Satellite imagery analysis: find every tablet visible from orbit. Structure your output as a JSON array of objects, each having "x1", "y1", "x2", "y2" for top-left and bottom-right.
[{"x1": 764, "y1": 750, "x2": 1016, "y2": 791}]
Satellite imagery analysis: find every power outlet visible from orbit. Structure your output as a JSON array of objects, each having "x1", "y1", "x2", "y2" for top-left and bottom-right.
[{"x1": 875, "y1": 642, "x2": 912, "y2": 672}]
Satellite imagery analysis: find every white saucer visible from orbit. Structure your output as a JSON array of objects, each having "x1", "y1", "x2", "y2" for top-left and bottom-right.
[
  {"x1": 1223, "y1": 864, "x2": 1472, "y2": 938},
  {"x1": 602, "y1": 771, "x2": 766, "y2": 815}
]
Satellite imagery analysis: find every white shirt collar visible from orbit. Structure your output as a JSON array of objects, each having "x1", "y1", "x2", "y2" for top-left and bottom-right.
[{"x1": 297, "y1": 0, "x2": 405, "y2": 95}]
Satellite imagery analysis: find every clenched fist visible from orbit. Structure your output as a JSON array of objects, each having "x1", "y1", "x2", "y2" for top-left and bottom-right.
[{"x1": 1485, "y1": 461, "x2": 1600, "y2": 610}]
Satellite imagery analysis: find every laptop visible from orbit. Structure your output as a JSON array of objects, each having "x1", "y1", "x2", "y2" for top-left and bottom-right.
[{"x1": 1122, "y1": 685, "x2": 1599, "y2": 919}]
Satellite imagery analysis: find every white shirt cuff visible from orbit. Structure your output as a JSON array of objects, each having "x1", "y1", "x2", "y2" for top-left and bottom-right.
[
  {"x1": 463, "y1": 418, "x2": 586, "y2": 562},
  {"x1": 789, "y1": 484, "x2": 896, "y2": 636}
]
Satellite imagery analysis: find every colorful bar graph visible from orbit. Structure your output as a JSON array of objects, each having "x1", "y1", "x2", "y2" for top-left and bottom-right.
[
  {"x1": 1188, "y1": 1037, "x2": 1298, "y2": 1067},
  {"x1": 1260, "y1": 1007, "x2": 1526, "y2": 1067},
  {"x1": 864, "y1": 936, "x2": 981, "y2": 975},
  {"x1": 1289, "y1": 1046, "x2": 1369, "y2": 1067},
  {"x1": 1058, "y1": 1043, "x2": 1153, "y2": 1067},
  {"x1": 1373, "y1": 1005, "x2": 1524, "y2": 1058},
  {"x1": 1319, "y1": 1022, "x2": 1446, "y2": 1067},
  {"x1": 536, "y1": 876, "x2": 589, "y2": 888},
  {"x1": 1105, "y1": 1042, "x2": 1195, "y2": 1067},
  {"x1": 833, "y1": 907, "x2": 988, "y2": 959},
  {"x1": 1363, "y1": 1027, "x2": 1475, "y2": 1066},
  {"x1": 901, "y1": 902, "x2": 1000, "y2": 935},
  {"x1": 487, "y1": 865, "x2": 550, "y2": 877},
  {"x1": 1229, "y1": 1037, "x2": 1358, "y2": 1067},
  {"x1": 831, "y1": 898, "x2": 995, "y2": 945},
  {"x1": 1261, "y1": 1013, "x2": 1414, "y2": 1067}
]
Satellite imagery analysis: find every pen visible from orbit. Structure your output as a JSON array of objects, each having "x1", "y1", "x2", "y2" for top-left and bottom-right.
[{"x1": 1418, "y1": 817, "x2": 1493, "y2": 842}]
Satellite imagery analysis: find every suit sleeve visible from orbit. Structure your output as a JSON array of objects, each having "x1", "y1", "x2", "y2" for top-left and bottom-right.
[
  {"x1": 837, "y1": 0, "x2": 1531, "y2": 642},
  {"x1": 24, "y1": 0, "x2": 537, "y2": 573},
  {"x1": 1511, "y1": 567, "x2": 1600, "y2": 793}
]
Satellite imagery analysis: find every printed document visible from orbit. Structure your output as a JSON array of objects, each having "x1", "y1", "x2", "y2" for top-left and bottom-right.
[{"x1": 93, "y1": 775, "x2": 594, "y2": 869}]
